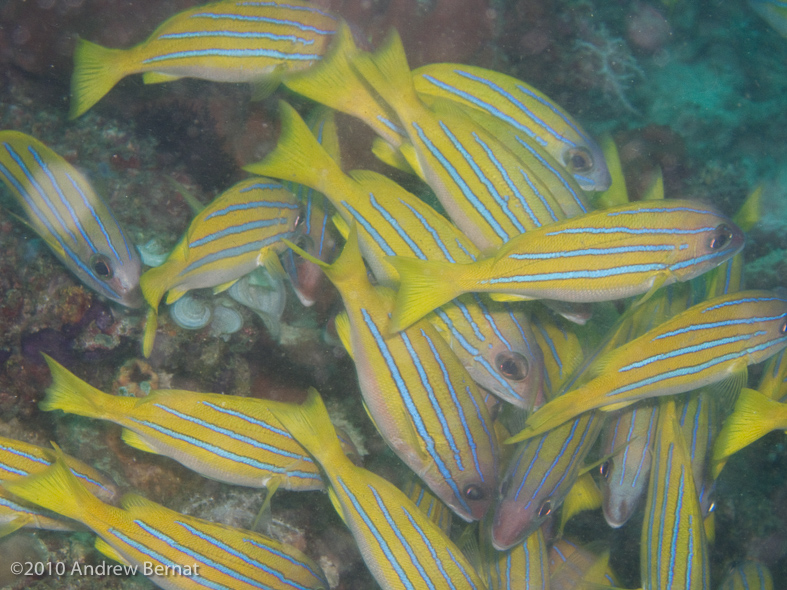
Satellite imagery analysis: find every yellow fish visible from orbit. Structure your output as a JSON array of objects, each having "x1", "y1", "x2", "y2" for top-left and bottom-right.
[
  {"x1": 270, "y1": 388, "x2": 489, "y2": 590},
  {"x1": 4, "y1": 451, "x2": 329, "y2": 590},
  {"x1": 70, "y1": 0, "x2": 339, "y2": 118},
  {"x1": 389, "y1": 199, "x2": 744, "y2": 332}
]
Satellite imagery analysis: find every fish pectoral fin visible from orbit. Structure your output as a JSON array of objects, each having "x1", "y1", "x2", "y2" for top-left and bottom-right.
[
  {"x1": 715, "y1": 366, "x2": 748, "y2": 415},
  {"x1": 633, "y1": 274, "x2": 669, "y2": 308},
  {"x1": 212, "y1": 278, "x2": 239, "y2": 295},
  {"x1": 489, "y1": 293, "x2": 535, "y2": 303},
  {"x1": 334, "y1": 311, "x2": 353, "y2": 359},
  {"x1": 0, "y1": 515, "x2": 32, "y2": 538},
  {"x1": 250, "y1": 67, "x2": 285, "y2": 101},
  {"x1": 371, "y1": 137, "x2": 414, "y2": 174},
  {"x1": 251, "y1": 477, "x2": 281, "y2": 532},
  {"x1": 142, "y1": 71, "x2": 183, "y2": 85},
  {"x1": 121, "y1": 428, "x2": 159, "y2": 454},
  {"x1": 398, "y1": 142, "x2": 425, "y2": 180},
  {"x1": 258, "y1": 248, "x2": 287, "y2": 281},
  {"x1": 327, "y1": 486, "x2": 346, "y2": 524},
  {"x1": 95, "y1": 538, "x2": 132, "y2": 565}
]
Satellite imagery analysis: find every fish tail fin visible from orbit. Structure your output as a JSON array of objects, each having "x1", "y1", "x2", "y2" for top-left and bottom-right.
[
  {"x1": 351, "y1": 30, "x2": 420, "y2": 114},
  {"x1": 139, "y1": 264, "x2": 172, "y2": 311},
  {"x1": 712, "y1": 388, "x2": 784, "y2": 469},
  {"x1": 244, "y1": 101, "x2": 339, "y2": 192},
  {"x1": 40, "y1": 354, "x2": 125, "y2": 419},
  {"x1": 387, "y1": 256, "x2": 464, "y2": 332},
  {"x1": 2, "y1": 450, "x2": 101, "y2": 523},
  {"x1": 270, "y1": 388, "x2": 347, "y2": 468},
  {"x1": 288, "y1": 222, "x2": 365, "y2": 289},
  {"x1": 69, "y1": 38, "x2": 128, "y2": 119}
]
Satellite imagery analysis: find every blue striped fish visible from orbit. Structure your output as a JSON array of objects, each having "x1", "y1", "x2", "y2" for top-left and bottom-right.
[
  {"x1": 718, "y1": 560, "x2": 773, "y2": 590},
  {"x1": 0, "y1": 487, "x2": 83, "y2": 538},
  {"x1": 287, "y1": 227, "x2": 499, "y2": 521},
  {"x1": 479, "y1": 524, "x2": 548, "y2": 589},
  {"x1": 39, "y1": 354, "x2": 342, "y2": 492},
  {"x1": 350, "y1": 31, "x2": 591, "y2": 252},
  {"x1": 70, "y1": 0, "x2": 339, "y2": 118},
  {"x1": 389, "y1": 199, "x2": 744, "y2": 332},
  {"x1": 512, "y1": 290, "x2": 787, "y2": 441},
  {"x1": 4, "y1": 453, "x2": 329, "y2": 590},
  {"x1": 412, "y1": 63, "x2": 610, "y2": 192},
  {"x1": 599, "y1": 401, "x2": 659, "y2": 528},
  {"x1": 491, "y1": 410, "x2": 603, "y2": 550},
  {"x1": 246, "y1": 101, "x2": 545, "y2": 409},
  {"x1": 549, "y1": 538, "x2": 618, "y2": 589},
  {"x1": 270, "y1": 388, "x2": 489, "y2": 590},
  {"x1": 140, "y1": 177, "x2": 300, "y2": 356},
  {"x1": 641, "y1": 398, "x2": 710, "y2": 590},
  {"x1": 0, "y1": 131, "x2": 142, "y2": 307},
  {"x1": 677, "y1": 390, "x2": 719, "y2": 518}
]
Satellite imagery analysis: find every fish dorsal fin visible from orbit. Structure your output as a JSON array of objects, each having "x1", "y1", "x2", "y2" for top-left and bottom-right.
[{"x1": 120, "y1": 493, "x2": 159, "y2": 511}]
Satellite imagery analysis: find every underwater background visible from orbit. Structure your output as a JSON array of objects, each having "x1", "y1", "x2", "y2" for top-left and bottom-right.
[{"x1": 1, "y1": 0, "x2": 787, "y2": 588}]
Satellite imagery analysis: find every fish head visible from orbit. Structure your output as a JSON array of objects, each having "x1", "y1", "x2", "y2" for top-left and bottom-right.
[
  {"x1": 672, "y1": 213, "x2": 745, "y2": 281},
  {"x1": 600, "y1": 458, "x2": 642, "y2": 529},
  {"x1": 434, "y1": 470, "x2": 496, "y2": 523},
  {"x1": 561, "y1": 141, "x2": 612, "y2": 192},
  {"x1": 480, "y1": 338, "x2": 545, "y2": 411},
  {"x1": 490, "y1": 479, "x2": 554, "y2": 550},
  {"x1": 84, "y1": 247, "x2": 144, "y2": 308}
]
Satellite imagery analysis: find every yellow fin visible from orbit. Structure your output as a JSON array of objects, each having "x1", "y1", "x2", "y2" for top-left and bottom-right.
[
  {"x1": 386, "y1": 256, "x2": 464, "y2": 332},
  {"x1": 641, "y1": 166, "x2": 664, "y2": 200},
  {"x1": 142, "y1": 307, "x2": 158, "y2": 359},
  {"x1": 592, "y1": 135, "x2": 628, "y2": 208},
  {"x1": 142, "y1": 71, "x2": 183, "y2": 85},
  {"x1": 334, "y1": 311, "x2": 353, "y2": 359},
  {"x1": 327, "y1": 486, "x2": 346, "y2": 524},
  {"x1": 734, "y1": 183, "x2": 762, "y2": 231},
  {"x1": 2, "y1": 451, "x2": 98, "y2": 523},
  {"x1": 632, "y1": 273, "x2": 669, "y2": 308},
  {"x1": 258, "y1": 248, "x2": 287, "y2": 282},
  {"x1": 559, "y1": 472, "x2": 602, "y2": 534},
  {"x1": 250, "y1": 69, "x2": 284, "y2": 100},
  {"x1": 287, "y1": 223, "x2": 365, "y2": 289},
  {"x1": 489, "y1": 293, "x2": 535, "y2": 302},
  {"x1": 507, "y1": 392, "x2": 592, "y2": 443},
  {"x1": 245, "y1": 101, "x2": 337, "y2": 192},
  {"x1": 95, "y1": 538, "x2": 132, "y2": 565},
  {"x1": 139, "y1": 264, "x2": 174, "y2": 311},
  {"x1": 372, "y1": 137, "x2": 414, "y2": 174},
  {"x1": 164, "y1": 286, "x2": 188, "y2": 306},
  {"x1": 212, "y1": 278, "x2": 239, "y2": 295},
  {"x1": 331, "y1": 213, "x2": 349, "y2": 240},
  {"x1": 704, "y1": 512, "x2": 715, "y2": 545},
  {"x1": 398, "y1": 142, "x2": 425, "y2": 180},
  {"x1": 712, "y1": 387, "x2": 785, "y2": 472},
  {"x1": 599, "y1": 400, "x2": 633, "y2": 413},
  {"x1": 121, "y1": 429, "x2": 159, "y2": 454},
  {"x1": 39, "y1": 354, "x2": 115, "y2": 419},
  {"x1": 251, "y1": 477, "x2": 281, "y2": 532},
  {"x1": 0, "y1": 515, "x2": 32, "y2": 538},
  {"x1": 69, "y1": 38, "x2": 128, "y2": 119},
  {"x1": 120, "y1": 492, "x2": 159, "y2": 511}
]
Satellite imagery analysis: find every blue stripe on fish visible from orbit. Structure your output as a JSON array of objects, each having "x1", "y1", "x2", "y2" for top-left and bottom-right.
[
  {"x1": 182, "y1": 233, "x2": 292, "y2": 275},
  {"x1": 400, "y1": 200, "x2": 455, "y2": 262},
  {"x1": 336, "y1": 477, "x2": 417, "y2": 590},
  {"x1": 236, "y1": 1, "x2": 338, "y2": 19},
  {"x1": 411, "y1": 121, "x2": 508, "y2": 242},
  {"x1": 369, "y1": 193, "x2": 426, "y2": 259},
  {"x1": 244, "y1": 537, "x2": 326, "y2": 582},
  {"x1": 142, "y1": 48, "x2": 322, "y2": 64},
  {"x1": 654, "y1": 314, "x2": 787, "y2": 340},
  {"x1": 508, "y1": 243, "x2": 675, "y2": 260},
  {"x1": 342, "y1": 200, "x2": 396, "y2": 256},
  {"x1": 200, "y1": 402, "x2": 290, "y2": 437},
  {"x1": 189, "y1": 218, "x2": 289, "y2": 248},
  {"x1": 159, "y1": 31, "x2": 316, "y2": 45},
  {"x1": 154, "y1": 404, "x2": 311, "y2": 461},
  {"x1": 189, "y1": 12, "x2": 334, "y2": 34},
  {"x1": 360, "y1": 309, "x2": 469, "y2": 514},
  {"x1": 108, "y1": 528, "x2": 208, "y2": 585},
  {"x1": 482, "y1": 263, "x2": 670, "y2": 285},
  {"x1": 518, "y1": 167, "x2": 559, "y2": 223},
  {"x1": 545, "y1": 226, "x2": 716, "y2": 236}
]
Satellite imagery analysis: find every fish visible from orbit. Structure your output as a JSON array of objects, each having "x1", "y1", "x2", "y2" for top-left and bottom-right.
[
  {"x1": 350, "y1": 31, "x2": 589, "y2": 252},
  {"x1": 640, "y1": 398, "x2": 710, "y2": 590},
  {"x1": 511, "y1": 290, "x2": 787, "y2": 441},
  {"x1": 140, "y1": 177, "x2": 300, "y2": 356},
  {"x1": 246, "y1": 100, "x2": 545, "y2": 409},
  {"x1": 39, "y1": 354, "x2": 345, "y2": 492},
  {"x1": 479, "y1": 524, "x2": 549, "y2": 590},
  {"x1": 269, "y1": 387, "x2": 489, "y2": 590},
  {"x1": 757, "y1": 347, "x2": 787, "y2": 402},
  {"x1": 286, "y1": 227, "x2": 499, "y2": 521},
  {"x1": 677, "y1": 390, "x2": 719, "y2": 518},
  {"x1": 69, "y1": 0, "x2": 339, "y2": 118},
  {"x1": 0, "y1": 434, "x2": 117, "y2": 537},
  {"x1": 491, "y1": 410, "x2": 603, "y2": 550},
  {"x1": 3, "y1": 451, "x2": 329, "y2": 590},
  {"x1": 549, "y1": 538, "x2": 617, "y2": 589},
  {"x1": 718, "y1": 560, "x2": 773, "y2": 590},
  {"x1": 0, "y1": 130, "x2": 142, "y2": 307},
  {"x1": 599, "y1": 401, "x2": 659, "y2": 528},
  {"x1": 412, "y1": 62, "x2": 610, "y2": 192},
  {"x1": 401, "y1": 475, "x2": 453, "y2": 536},
  {"x1": 389, "y1": 199, "x2": 745, "y2": 332},
  {"x1": 750, "y1": 0, "x2": 787, "y2": 38}
]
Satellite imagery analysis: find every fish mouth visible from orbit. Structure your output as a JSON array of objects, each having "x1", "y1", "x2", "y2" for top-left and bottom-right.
[{"x1": 118, "y1": 284, "x2": 144, "y2": 309}]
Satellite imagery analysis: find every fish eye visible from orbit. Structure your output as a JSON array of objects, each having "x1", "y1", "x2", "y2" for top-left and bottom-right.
[
  {"x1": 599, "y1": 461, "x2": 610, "y2": 479},
  {"x1": 566, "y1": 147, "x2": 593, "y2": 173},
  {"x1": 781, "y1": 320, "x2": 787, "y2": 334},
  {"x1": 708, "y1": 500, "x2": 716, "y2": 514},
  {"x1": 709, "y1": 224, "x2": 734, "y2": 250},
  {"x1": 496, "y1": 352, "x2": 529, "y2": 381},
  {"x1": 464, "y1": 484, "x2": 485, "y2": 501},
  {"x1": 89, "y1": 254, "x2": 114, "y2": 280},
  {"x1": 537, "y1": 500, "x2": 552, "y2": 518}
]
